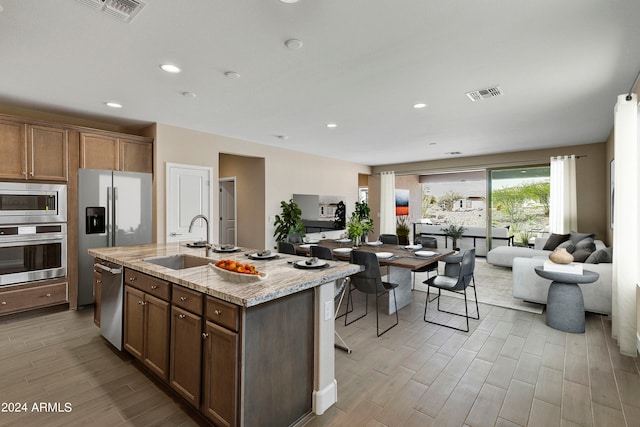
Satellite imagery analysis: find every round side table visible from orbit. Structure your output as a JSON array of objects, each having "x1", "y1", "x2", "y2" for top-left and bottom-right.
[{"x1": 534, "y1": 266, "x2": 599, "y2": 333}]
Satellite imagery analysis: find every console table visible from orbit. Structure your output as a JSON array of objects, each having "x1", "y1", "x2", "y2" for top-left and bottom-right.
[{"x1": 534, "y1": 266, "x2": 599, "y2": 333}]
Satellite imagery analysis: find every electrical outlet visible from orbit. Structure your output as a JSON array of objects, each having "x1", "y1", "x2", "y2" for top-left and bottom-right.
[{"x1": 324, "y1": 300, "x2": 333, "y2": 321}]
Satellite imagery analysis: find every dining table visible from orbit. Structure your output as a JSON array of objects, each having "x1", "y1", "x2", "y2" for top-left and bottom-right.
[{"x1": 295, "y1": 239, "x2": 454, "y2": 314}]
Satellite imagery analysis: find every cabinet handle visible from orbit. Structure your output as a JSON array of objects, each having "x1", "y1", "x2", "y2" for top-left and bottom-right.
[
  {"x1": 96, "y1": 280, "x2": 102, "y2": 284},
  {"x1": 30, "y1": 171, "x2": 34, "y2": 176},
  {"x1": 202, "y1": 333, "x2": 209, "y2": 339},
  {"x1": 178, "y1": 314, "x2": 186, "y2": 319},
  {"x1": 138, "y1": 300, "x2": 145, "y2": 305},
  {"x1": 22, "y1": 171, "x2": 27, "y2": 177},
  {"x1": 214, "y1": 309, "x2": 222, "y2": 316},
  {"x1": 1, "y1": 301, "x2": 6, "y2": 305},
  {"x1": 150, "y1": 285, "x2": 158, "y2": 290},
  {"x1": 46, "y1": 293, "x2": 51, "y2": 297},
  {"x1": 129, "y1": 277, "x2": 136, "y2": 282},
  {"x1": 180, "y1": 296, "x2": 187, "y2": 302}
]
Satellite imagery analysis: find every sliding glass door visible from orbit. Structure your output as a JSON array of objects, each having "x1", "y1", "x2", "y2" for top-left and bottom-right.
[{"x1": 488, "y1": 166, "x2": 550, "y2": 248}]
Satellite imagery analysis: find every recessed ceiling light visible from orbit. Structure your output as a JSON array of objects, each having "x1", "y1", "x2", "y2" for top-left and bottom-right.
[
  {"x1": 181, "y1": 91, "x2": 196, "y2": 98},
  {"x1": 160, "y1": 64, "x2": 181, "y2": 73},
  {"x1": 285, "y1": 39, "x2": 303, "y2": 50},
  {"x1": 326, "y1": 123, "x2": 337, "y2": 128},
  {"x1": 413, "y1": 103, "x2": 427, "y2": 109},
  {"x1": 224, "y1": 71, "x2": 240, "y2": 79},
  {"x1": 274, "y1": 135, "x2": 288, "y2": 140},
  {"x1": 280, "y1": 0, "x2": 299, "y2": 3},
  {"x1": 105, "y1": 102, "x2": 123, "y2": 109}
]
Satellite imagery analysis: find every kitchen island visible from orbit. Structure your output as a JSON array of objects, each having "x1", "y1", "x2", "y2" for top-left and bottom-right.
[{"x1": 89, "y1": 242, "x2": 360, "y2": 427}]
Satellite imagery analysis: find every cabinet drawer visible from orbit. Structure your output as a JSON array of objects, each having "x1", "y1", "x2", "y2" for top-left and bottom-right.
[
  {"x1": 0, "y1": 282, "x2": 68, "y2": 315},
  {"x1": 172, "y1": 286, "x2": 203, "y2": 315},
  {"x1": 206, "y1": 297, "x2": 239, "y2": 332},
  {"x1": 124, "y1": 269, "x2": 170, "y2": 301}
]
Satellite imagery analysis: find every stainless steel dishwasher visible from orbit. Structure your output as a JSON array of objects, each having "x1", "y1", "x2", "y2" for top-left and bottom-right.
[{"x1": 94, "y1": 260, "x2": 124, "y2": 350}]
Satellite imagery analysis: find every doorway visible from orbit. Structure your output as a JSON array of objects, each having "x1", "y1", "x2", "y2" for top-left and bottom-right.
[
  {"x1": 219, "y1": 178, "x2": 237, "y2": 245},
  {"x1": 166, "y1": 163, "x2": 213, "y2": 243}
]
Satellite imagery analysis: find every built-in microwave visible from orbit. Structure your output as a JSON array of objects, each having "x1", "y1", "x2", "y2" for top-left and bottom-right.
[{"x1": 0, "y1": 182, "x2": 67, "y2": 224}]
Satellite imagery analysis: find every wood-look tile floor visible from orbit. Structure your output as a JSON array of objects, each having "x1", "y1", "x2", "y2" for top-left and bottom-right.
[
  {"x1": 305, "y1": 291, "x2": 640, "y2": 427},
  {"x1": 1, "y1": 292, "x2": 638, "y2": 427}
]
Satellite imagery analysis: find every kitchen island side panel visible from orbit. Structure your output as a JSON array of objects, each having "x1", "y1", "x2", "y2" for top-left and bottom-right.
[{"x1": 242, "y1": 288, "x2": 314, "y2": 427}]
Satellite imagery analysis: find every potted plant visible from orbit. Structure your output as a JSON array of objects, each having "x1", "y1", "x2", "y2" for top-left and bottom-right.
[
  {"x1": 352, "y1": 200, "x2": 374, "y2": 243},
  {"x1": 273, "y1": 199, "x2": 305, "y2": 242},
  {"x1": 396, "y1": 215, "x2": 410, "y2": 245},
  {"x1": 441, "y1": 224, "x2": 466, "y2": 250},
  {"x1": 346, "y1": 212, "x2": 373, "y2": 247}
]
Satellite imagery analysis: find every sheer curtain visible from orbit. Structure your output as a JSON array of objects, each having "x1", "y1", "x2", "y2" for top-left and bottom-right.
[
  {"x1": 380, "y1": 171, "x2": 396, "y2": 235},
  {"x1": 549, "y1": 155, "x2": 577, "y2": 234},
  {"x1": 612, "y1": 93, "x2": 638, "y2": 356}
]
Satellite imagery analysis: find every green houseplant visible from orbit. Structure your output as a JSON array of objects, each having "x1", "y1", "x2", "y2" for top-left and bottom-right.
[
  {"x1": 347, "y1": 201, "x2": 374, "y2": 246},
  {"x1": 396, "y1": 215, "x2": 410, "y2": 245},
  {"x1": 441, "y1": 224, "x2": 466, "y2": 250},
  {"x1": 273, "y1": 199, "x2": 305, "y2": 242}
]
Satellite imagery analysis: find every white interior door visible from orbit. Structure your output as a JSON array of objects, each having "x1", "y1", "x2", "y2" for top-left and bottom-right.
[
  {"x1": 166, "y1": 163, "x2": 213, "y2": 243},
  {"x1": 219, "y1": 178, "x2": 237, "y2": 245}
]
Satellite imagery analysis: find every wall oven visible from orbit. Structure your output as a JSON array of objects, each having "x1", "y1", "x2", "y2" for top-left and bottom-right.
[
  {"x1": 0, "y1": 223, "x2": 67, "y2": 286},
  {"x1": 0, "y1": 182, "x2": 67, "y2": 224}
]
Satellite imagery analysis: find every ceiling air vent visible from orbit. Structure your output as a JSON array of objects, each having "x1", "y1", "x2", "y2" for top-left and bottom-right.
[
  {"x1": 76, "y1": 0, "x2": 146, "y2": 23},
  {"x1": 465, "y1": 86, "x2": 503, "y2": 102}
]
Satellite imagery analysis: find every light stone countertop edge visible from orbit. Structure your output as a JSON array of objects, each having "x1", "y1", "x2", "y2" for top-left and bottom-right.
[{"x1": 89, "y1": 242, "x2": 361, "y2": 307}]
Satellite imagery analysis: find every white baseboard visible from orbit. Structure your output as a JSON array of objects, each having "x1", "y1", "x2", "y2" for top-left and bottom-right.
[{"x1": 312, "y1": 379, "x2": 337, "y2": 415}]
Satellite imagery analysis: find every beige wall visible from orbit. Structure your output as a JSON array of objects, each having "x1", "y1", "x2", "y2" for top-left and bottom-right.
[
  {"x1": 219, "y1": 153, "x2": 265, "y2": 250},
  {"x1": 153, "y1": 123, "x2": 371, "y2": 249},
  {"x1": 369, "y1": 142, "x2": 609, "y2": 244}
]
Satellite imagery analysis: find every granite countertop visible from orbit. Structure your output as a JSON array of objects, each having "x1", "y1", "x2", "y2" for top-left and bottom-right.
[{"x1": 89, "y1": 242, "x2": 360, "y2": 307}]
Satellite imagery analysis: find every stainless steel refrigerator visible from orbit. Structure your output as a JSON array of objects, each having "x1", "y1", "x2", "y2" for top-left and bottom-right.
[{"x1": 78, "y1": 169, "x2": 152, "y2": 306}]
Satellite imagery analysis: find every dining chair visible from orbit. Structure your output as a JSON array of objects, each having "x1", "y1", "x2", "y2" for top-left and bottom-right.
[
  {"x1": 411, "y1": 235, "x2": 439, "y2": 290},
  {"x1": 277, "y1": 241, "x2": 297, "y2": 255},
  {"x1": 378, "y1": 234, "x2": 399, "y2": 245},
  {"x1": 346, "y1": 250, "x2": 399, "y2": 337},
  {"x1": 287, "y1": 233, "x2": 304, "y2": 244},
  {"x1": 423, "y1": 248, "x2": 479, "y2": 332},
  {"x1": 310, "y1": 245, "x2": 352, "y2": 353}
]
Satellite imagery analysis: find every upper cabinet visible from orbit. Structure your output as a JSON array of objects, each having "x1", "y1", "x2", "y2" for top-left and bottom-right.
[
  {"x1": 80, "y1": 132, "x2": 152, "y2": 173},
  {"x1": 0, "y1": 119, "x2": 68, "y2": 182}
]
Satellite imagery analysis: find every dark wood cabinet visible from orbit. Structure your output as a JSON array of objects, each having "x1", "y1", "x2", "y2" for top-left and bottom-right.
[
  {"x1": 124, "y1": 284, "x2": 170, "y2": 381},
  {"x1": 202, "y1": 320, "x2": 238, "y2": 427},
  {"x1": 170, "y1": 305, "x2": 203, "y2": 407}
]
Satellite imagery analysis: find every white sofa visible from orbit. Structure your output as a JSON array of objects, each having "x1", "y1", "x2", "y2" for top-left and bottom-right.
[
  {"x1": 414, "y1": 224, "x2": 512, "y2": 257},
  {"x1": 498, "y1": 235, "x2": 612, "y2": 315},
  {"x1": 512, "y1": 256, "x2": 612, "y2": 315}
]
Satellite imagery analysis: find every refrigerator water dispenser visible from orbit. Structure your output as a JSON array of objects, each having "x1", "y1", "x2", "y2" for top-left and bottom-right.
[{"x1": 86, "y1": 207, "x2": 105, "y2": 234}]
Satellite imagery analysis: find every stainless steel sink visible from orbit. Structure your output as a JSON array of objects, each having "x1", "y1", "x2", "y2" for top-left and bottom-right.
[{"x1": 143, "y1": 254, "x2": 211, "y2": 270}]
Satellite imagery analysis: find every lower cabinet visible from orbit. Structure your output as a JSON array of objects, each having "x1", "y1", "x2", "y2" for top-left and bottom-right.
[
  {"x1": 169, "y1": 305, "x2": 202, "y2": 407},
  {"x1": 202, "y1": 320, "x2": 239, "y2": 427},
  {"x1": 123, "y1": 285, "x2": 170, "y2": 381},
  {"x1": 0, "y1": 280, "x2": 68, "y2": 315}
]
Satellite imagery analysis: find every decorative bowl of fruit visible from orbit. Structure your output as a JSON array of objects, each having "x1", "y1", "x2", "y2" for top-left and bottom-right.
[{"x1": 210, "y1": 259, "x2": 267, "y2": 283}]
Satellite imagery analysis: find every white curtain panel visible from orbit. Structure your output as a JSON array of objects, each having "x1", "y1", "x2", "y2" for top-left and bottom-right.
[
  {"x1": 549, "y1": 155, "x2": 577, "y2": 234},
  {"x1": 380, "y1": 171, "x2": 396, "y2": 235},
  {"x1": 612, "y1": 93, "x2": 639, "y2": 356}
]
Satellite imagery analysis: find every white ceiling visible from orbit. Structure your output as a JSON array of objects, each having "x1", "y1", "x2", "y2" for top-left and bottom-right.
[{"x1": 1, "y1": 0, "x2": 639, "y2": 166}]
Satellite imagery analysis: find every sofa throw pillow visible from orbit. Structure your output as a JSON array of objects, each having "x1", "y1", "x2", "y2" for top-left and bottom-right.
[
  {"x1": 569, "y1": 231, "x2": 595, "y2": 244},
  {"x1": 585, "y1": 246, "x2": 613, "y2": 264},
  {"x1": 556, "y1": 240, "x2": 576, "y2": 253},
  {"x1": 572, "y1": 248, "x2": 594, "y2": 263},
  {"x1": 574, "y1": 237, "x2": 596, "y2": 252},
  {"x1": 543, "y1": 233, "x2": 570, "y2": 251}
]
